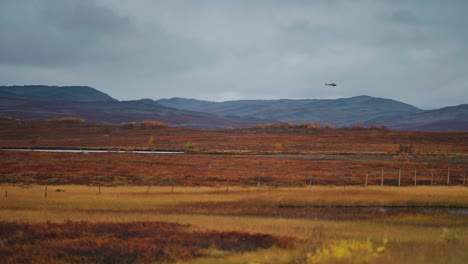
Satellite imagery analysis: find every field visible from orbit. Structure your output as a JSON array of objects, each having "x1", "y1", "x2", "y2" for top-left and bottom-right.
[
  {"x1": 1, "y1": 119, "x2": 467, "y2": 263},
  {"x1": 1, "y1": 186, "x2": 467, "y2": 263}
]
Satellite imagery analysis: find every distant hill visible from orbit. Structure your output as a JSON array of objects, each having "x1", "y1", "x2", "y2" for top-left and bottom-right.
[
  {"x1": 0, "y1": 86, "x2": 269, "y2": 129},
  {"x1": 1, "y1": 85, "x2": 467, "y2": 131},
  {"x1": 390, "y1": 104, "x2": 468, "y2": 132},
  {"x1": 157, "y1": 96, "x2": 423, "y2": 126},
  {"x1": 0, "y1": 85, "x2": 117, "y2": 102}
]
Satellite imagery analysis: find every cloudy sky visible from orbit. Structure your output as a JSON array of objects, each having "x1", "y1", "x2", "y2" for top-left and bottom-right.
[{"x1": 1, "y1": 0, "x2": 467, "y2": 109}]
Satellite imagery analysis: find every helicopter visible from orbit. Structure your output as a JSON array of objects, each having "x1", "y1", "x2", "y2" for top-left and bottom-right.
[{"x1": 325, "y1": 83, "x2": 337, "y2": 86}]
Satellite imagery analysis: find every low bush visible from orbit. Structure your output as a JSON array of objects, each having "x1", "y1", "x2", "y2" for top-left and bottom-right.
[{"x1": 0, "y1": 221, "x2": 293, "y2": 263}]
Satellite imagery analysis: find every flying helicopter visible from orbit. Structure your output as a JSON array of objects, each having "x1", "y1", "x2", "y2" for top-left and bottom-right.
[{"x1": 325, "y1": 83, "x2": 337, "y2": 86}]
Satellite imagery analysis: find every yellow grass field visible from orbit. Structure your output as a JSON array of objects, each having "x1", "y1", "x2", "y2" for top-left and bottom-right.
[{"x1": 1, "y1": 185, "x2": 467, "y2": 263}]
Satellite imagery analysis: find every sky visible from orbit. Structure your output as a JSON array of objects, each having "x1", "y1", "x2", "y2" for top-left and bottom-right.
[{"x1": 1, "y1": 0, "x2": 467, "y2": 109}]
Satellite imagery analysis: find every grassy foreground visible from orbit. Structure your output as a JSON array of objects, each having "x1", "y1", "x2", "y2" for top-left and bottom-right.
[{"x1": 1, "y1": 185, "x2": 467, "y2": 263}]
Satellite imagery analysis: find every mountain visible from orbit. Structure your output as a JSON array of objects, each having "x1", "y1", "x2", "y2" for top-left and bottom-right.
[
  {"x1": 1, "y1": 85, "x2": 466, "y2": 131},
  {"x1": 0, "y1": 85, "x2": 117, "y2": 102},
  {"x1": 390, "y1": 104, "x2": 468, "y2": 132},
  {"x1": 157, "y1": 96, "x2": 423, "y2": 126},
  {"x1": 0, "y1": 86, "x2": 267, "y2": 129}
]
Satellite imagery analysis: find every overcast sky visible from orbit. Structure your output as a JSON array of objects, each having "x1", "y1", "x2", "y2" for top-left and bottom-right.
[{"x1": 1, "y1": 0, "x2": 467, "y2": 109}]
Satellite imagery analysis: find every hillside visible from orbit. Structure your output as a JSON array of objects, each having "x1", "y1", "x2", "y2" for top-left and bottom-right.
[
  {"x1": 0, "y1": 97, "x2": 268, "y2": 129},
  {"x1": 1, "y1": 85, "x2": 467, "y2": 131},
  {"x1": 0, "y1": 85, "x2": 271, "y2": 128},
  {"x1": 0, "y1": 85, "x2": 117, "y2": 102},
  {"x1": 157, "y1": 96, "x2": 423, "y2": 126},
  {"x1": 391, "y1": 104, "x2": 468, "y2": 132}
]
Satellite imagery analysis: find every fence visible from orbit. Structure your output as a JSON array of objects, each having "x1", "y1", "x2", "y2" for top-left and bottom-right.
[{"x1": 347, "y1": 167, "x2": 466, "y2": 187}]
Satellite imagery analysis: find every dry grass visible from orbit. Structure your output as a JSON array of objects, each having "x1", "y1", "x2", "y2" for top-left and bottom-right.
[
  {"x1": 1, "y1": 185, "x2": 467, "y2": 263},
  {"x1": 2, "y1": 119, "x2": 467, "y2": 262},
  {"x1": 2, "y1": 119, "x2": 468, "y2": 155},
  {"x1": 2, "y1": 185, "x2": 468, "y2": 212},
  {"x1": 1, "y1": 151, "x2": 467, "y2": 187}
]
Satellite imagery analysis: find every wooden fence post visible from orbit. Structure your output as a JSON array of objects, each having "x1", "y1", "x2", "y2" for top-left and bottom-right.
[
  {"x1": 5, "y1": 190, "x2": 7, "y2": 198},
  {"x1": 447, "y1": 167, "x2": 450, "y2": 185},
  {"x1": 365, "y1": 172, "x2": 368, "y2": 187},
  {"x1": 464, "y1": 168, "x2": 466, "y2": 185},
  {"x1": 414, "y1": 169, "x2": 417, "y2": 186},
  {"x1": 381, "y1": 169, "x2": 384, "y2": 186},
  {"x1": 398, "y1": 168, "x2": 401, "y2": 186},
  {"x1": 431, "y1": 168, "x2": 434, "y2": 186},
  {"x1": 257, "y1": 163, "x2": 262, "y2": 191},
  {"x1": 45, "y1": 186, "x2": 48, "y2": 199}
]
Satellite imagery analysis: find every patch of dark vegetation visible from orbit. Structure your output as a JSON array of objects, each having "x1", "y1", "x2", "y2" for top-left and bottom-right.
[
  {"x1": 156, "y1": 201, "x2": 468, "y2": 221},
  {"x1": 0, "y1": 221, "x2": 294, "y2": 264}
]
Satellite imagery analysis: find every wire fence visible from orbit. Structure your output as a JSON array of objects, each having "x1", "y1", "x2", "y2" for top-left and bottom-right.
[{"x1": 323, "y1": 167, "x2": 467, "y2": 187}]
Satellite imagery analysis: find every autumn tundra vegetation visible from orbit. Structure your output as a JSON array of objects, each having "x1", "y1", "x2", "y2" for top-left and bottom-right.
[{"x1": 0, "y1": 117, "x2": 467, "y2": 263}]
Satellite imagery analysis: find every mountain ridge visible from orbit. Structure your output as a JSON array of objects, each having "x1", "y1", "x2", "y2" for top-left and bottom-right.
[
  {"x1": 389, "y1": 104, "x2": 468, "y2": 131},
  {"x1": 0, "y1": 85, "x2": 117, "y2": 102},
  {"x1": 156, "y1": 95, "x2": 423, "y2": 126},
  {"x1": 0, "y1": 86, "x2": 271, "y2": 129},
  {"x1": 1, "y1": 85, "x2": 467, "y2": 131}
]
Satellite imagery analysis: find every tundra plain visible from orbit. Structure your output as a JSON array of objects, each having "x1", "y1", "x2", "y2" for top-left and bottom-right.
[{"x1": 1, "y1": 119, "x2": 467, "y2": 263}]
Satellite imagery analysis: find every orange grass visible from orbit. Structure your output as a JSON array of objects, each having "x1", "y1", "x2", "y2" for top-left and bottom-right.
[
  {"x1": 1, "y1": 185, "x2": 467, "y2": 263},
  {"x1": 1, "y1": 119, "x2": 468, "y2": 154},
  {"x1": 1, "y1": 151, "x2": 467, "y2": 187},
  {"x1": 1, "y1": 120, "x2": 467, "y2": 263}
]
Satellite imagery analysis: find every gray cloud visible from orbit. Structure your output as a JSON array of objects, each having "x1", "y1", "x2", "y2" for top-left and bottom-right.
[
  {"x1": 42, "y1": 0, "x2": 132, "y2": 36},
  {"x1": 0, "y1": 0, "x2": 467, "y2": 109},
  {"x1": 0, "y1": 0, "x2": 132, "y2": 67},
  {"x1": 0, "y1": 0, "x2": 212, "y2": 72},
  {"x1": 391, "y1": 9, "x2": 420, "y2": 25}
]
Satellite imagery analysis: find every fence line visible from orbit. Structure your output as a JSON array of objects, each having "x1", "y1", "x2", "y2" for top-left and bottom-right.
[{"x1": 352, "y1": 167, "x2": 467, "y2": 187}]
